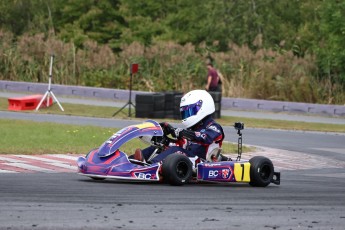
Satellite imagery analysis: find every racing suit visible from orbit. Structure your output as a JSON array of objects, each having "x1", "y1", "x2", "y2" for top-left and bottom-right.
[{"x1": 141, "y1": 115, "x2": 224, "y2": 163}]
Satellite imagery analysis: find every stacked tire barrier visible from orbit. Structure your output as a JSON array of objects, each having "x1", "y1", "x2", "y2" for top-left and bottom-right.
[
  {"x1": 135, "y1": 91, "x2": 221, "y2": 119},
  {"x1": 164, "y1": 91, "x2": 183, "y2": 119},
  {"x1": 173, "y1": 94, "x2": 183, "y2": 119},
  {"x1": 135, "y1": 93, "x2": 165, "y2": 118},
  {"x1": 135, "y1": 92, "x2": 182, "y2": 119},
  {"x1": 209, "y1": 91, "x2": 222, "y2": 119}
]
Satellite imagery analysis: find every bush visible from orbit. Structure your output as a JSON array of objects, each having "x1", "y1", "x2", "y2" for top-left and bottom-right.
[{"x1": 0, "y1": 30, "x2": 343, "y2": 104}]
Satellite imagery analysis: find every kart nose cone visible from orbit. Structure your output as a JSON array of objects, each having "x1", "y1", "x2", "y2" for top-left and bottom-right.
[{"x1": 77, "y1": 156, "x2": 87, "y2": 172}]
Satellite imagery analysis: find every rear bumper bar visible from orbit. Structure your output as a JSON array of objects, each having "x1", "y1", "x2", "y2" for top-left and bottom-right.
[{"x1": 271, "y1": 172, "x2": 281, "y2": 185}]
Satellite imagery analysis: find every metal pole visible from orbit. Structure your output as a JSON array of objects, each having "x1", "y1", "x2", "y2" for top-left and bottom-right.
[
  {"x1": 36, "y1": 54, "x2": 64, "y2": 111},
  {"x1": 128, "y1": 72, "x2": 133, "y2": 117}
]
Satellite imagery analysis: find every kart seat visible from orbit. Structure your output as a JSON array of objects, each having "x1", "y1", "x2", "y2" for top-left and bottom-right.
[{"x1": 206, "y1": 147, "x2": 222, "y2": 162}]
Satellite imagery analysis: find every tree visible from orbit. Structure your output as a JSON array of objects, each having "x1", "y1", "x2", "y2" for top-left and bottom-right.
[
  {"x1": 315, "y1": 0, "x2": 345, "y2": 87},
  {"x1": 0, "y1": 0, "x2": 52, "y2": 36},
  {"x1": 118, "y1": 0, "x2": 167, "y2": 46},
  {"x1": 55, "y1": 0, "x2": 125, "y2": 50}
]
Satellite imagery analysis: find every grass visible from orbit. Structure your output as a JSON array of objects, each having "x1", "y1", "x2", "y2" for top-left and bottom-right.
[
  {"x1": 1, "y1": 97, "x2": 344, "y2": 132},
  {"x1": 0, "y1": 119, "x2": 152, "y2": 155},
  {"x1": 219, "y1": 116, "x2": 345, "y2": 133},
  {"x1": 0, "y1": 96, "x2": 344, "y2": 155},
  {"x1": 0, "y1": 118, "x2": 247, "y2": 156},
  {"x1": 1, "y1": 97, "x2": 130, "y2": 119}
]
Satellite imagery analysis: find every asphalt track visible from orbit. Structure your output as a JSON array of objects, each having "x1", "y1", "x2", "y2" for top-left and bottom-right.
[
  {"x1": 1, "y1": 169, "x2": 345, "y2": 230},
  {"x1": 0, "y1": 108, "x2": 345, "y2": 229}
]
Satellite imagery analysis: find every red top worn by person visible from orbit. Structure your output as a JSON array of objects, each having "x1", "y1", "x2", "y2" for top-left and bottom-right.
[{"x1": 205, "y1": 62, "x2": 219, "y2": 92}]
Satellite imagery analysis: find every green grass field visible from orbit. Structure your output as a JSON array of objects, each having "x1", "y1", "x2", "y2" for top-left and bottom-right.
[
  {"x1": 0, "y1": 119, "x2": 152, "y2": 155},
  {"x1": 1, "y1": 97, "x2": 344, "y2": 132},
  {"x1": 0, "y1": 119, "x2": 246, "y2": 155},
  {"x1": 0, "y1": 97, "x2": 344, "y2": 155}
]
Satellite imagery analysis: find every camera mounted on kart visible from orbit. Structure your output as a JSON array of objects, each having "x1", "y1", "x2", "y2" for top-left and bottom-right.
[
  {"x1": 234, "y1": 122, "x2": 244, "y2": 161},
  {"x1": 234, "y1": 122, "x2": 244, "y2": 131}
]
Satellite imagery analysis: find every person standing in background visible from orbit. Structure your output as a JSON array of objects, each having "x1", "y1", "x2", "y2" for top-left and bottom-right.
[{"x1": 205, "y1": 61, "x2": 221, "y2": 92}]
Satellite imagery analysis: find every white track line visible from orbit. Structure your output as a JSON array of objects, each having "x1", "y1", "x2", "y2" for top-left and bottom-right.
[
  {"x1": 0, "y1": 169, "x2": 18, "y2": 173},
  {"x1": 48, "y1": 162, "x2": 76, "y2": 170},
  {"x1": 0, "y1": 155, "x2": 78, "y2": 173},
  {"x1": 50, "y1": 154, "x2": 79, "y2": 161},
  {"x1": 0, "y1": 156, "x2": 26, "y2": 163},
  {"x1": 15, "y1": 155, "x2": 67, "y2": 163}
]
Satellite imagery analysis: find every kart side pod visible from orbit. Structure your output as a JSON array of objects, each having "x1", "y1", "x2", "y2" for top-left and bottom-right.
[{"x1": 197, "y1": 156, "x2": 280, "y2": 187}]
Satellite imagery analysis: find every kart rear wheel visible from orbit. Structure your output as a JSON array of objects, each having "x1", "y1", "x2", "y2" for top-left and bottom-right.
[
  {"x1": 249, "y1": 156, "x2": 274, "y2": 187},
  {"x1": 162, "y1": 153, "x2": 193, "y2": 186}
]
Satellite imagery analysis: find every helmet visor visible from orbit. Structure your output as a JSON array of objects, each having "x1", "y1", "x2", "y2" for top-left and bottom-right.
[{"x1": 180, "y1": 100, "x2": 203, "y2": 120}]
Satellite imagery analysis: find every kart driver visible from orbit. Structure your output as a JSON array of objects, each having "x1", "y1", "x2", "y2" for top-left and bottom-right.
[{"x1": 133, "y1": 89, "x2": 230, "y2": 163}]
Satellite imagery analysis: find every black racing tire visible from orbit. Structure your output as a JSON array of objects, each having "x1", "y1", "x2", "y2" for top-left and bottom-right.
[
  {"x1": 153, "y1": 95, "x2": 165, "y2": 110},
  {"x1": 214, "y1": 102, "x2": 221, "y2": 111},
  {"x1": 212, "y1": 111, "x2": 221, "y2": 119},
  {"x1": 162, "y1": 153, "x2": 193, "y2": 186},
  {"x1": 249, "y1": 156, "x2": 274, "y2": 187},
  {"x1": 135, "y1": 103, "x2": 154, "y2": 113},
  {"x1": 152, "y1": 110, "x2": 165, "y2": 118},
  {"x1": 135, "y1": 94, "x2": 155, "y2": 104},
  {"x1": 136, "y1": 93, "x2": 165, "y2": 111},
  {"x1": 209, "y1": 91, "x2": 222, "y2": 102},
  {"x1": 164, "y1": 91, "x2": 183, "y2": 110},
  {"x1": 164, "y1": 110, "x2": 175, "y2": 119},
  {"x1": 90, "y1": 177, "x2": 106, "y2": 181}
]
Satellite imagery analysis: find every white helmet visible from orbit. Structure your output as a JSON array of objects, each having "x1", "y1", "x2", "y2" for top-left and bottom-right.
[{"x1": 180, "y1": 90, "x2": 215, "y2": 128}]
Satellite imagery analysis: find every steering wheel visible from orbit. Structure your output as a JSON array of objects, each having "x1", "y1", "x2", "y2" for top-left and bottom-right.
[{"x1": 151, "y1": 132, "x2": 177, "y2": 147}]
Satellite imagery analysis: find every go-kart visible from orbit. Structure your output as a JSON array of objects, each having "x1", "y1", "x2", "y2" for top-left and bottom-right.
[{"x1": 77, "y1": 120, "x2": 280, "y2": 186}]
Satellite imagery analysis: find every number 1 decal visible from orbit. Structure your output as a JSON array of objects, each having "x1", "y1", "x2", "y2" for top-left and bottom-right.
[{"x1": 234, "y1": 162, "x2": 250, "y2": 182}]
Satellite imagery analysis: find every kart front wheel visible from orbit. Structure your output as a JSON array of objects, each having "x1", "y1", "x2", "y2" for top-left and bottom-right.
[
  {"x1": 90, "y1": 177, "x2": 106, "y2": 181},
  {"x1": 249, "y1": 156, "x2": 274, "y2": 187},
  {"x1": 162, "y1": 153, "x2": 193, "y2": 186}
]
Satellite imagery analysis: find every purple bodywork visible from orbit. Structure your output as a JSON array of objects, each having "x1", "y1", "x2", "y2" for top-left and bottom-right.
[
  {"x1": 77, "y1": 120, "x2": 163, "y2": 181},
  {"x1": 77, "y1": 120, "x2": 251, "y2": 183}
]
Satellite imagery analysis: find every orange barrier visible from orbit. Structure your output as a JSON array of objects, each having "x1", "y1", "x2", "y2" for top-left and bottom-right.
[{"x1": 8, "y1": 94, "x2": 53, "y2": 111}]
